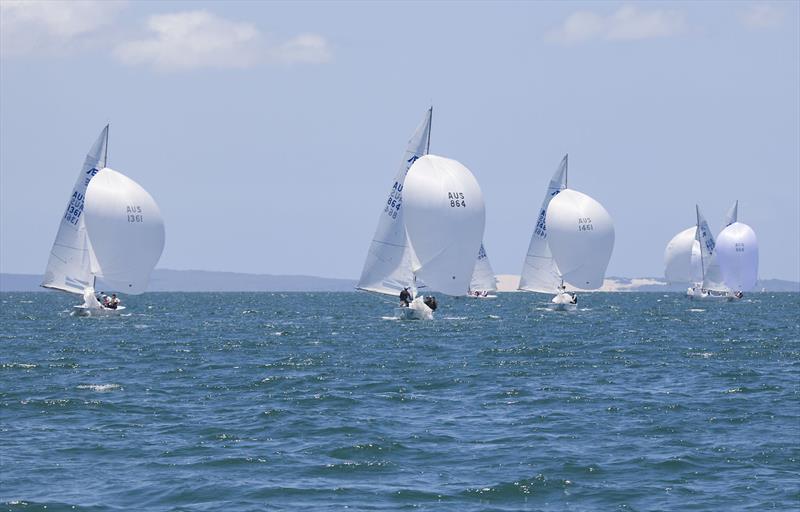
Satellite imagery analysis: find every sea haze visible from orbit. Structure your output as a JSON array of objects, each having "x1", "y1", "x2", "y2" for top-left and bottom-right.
[
  {"x1": 2, "y1": 270, "x2": 799, "y2": 292},
  {"x1": 2, "y1": 292, "x2": 798, "y2": 510}
]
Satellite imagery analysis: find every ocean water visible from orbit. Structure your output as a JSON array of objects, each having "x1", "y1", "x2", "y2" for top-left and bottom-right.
[{"x1": 1, "y1": 291, "x2": 798, "y2": 511}]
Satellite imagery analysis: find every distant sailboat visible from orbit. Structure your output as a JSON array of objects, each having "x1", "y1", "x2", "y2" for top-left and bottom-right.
[
  {"x1": 664, "y1": 226, "x2": 702, "y2": 284},
  {"x1": 467, "y1": 243, "x2": 498, "y2": 298},
  {"x1": 689, "y1": 204, "x2": 732, "y2": 300},
  {"x1": 518, "y1": 154, "x2": 614, "y2": 309},
  {"x1": 41, "y1": 126, "x2": 165, "y2": 316},
  {"x1": 689, "y1": 201, "x2": 757, "y2": 300}
]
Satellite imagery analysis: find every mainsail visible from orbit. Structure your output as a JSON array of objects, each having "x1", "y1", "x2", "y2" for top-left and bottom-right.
[
  {"x1": 723, "y1": 200, "x2": 738, "y2": 228},
  {"x1": 357, "y1": 108, "x2": 432, "y2": 295},
  {"x1": 403, "y1": 155, "x2": 486, "y2": 296},
  {"x1": 716, "y1": 221, "x2": 758, "y2": 292},
  {"x1": 518, "y1": 155, "x2": 568, "y2": 292},
  {"x1": 546, "y1": 188, "x2": 614, "y2": 290},
  {"x1": 83, "y1": 168, "x2": 165, "y2": 295},
  {"x1": 695, "y1": 205, "x2": 726, "y2": 290},
  {"x1": 42, "y1": 125, "x2": 109, "y2": 294},
  {"x1": 664, "y1": 226, "x2": 702, "y2": 284},
  {"x1": 469, "y1": 243, "x2": 497, "y2": 293}
]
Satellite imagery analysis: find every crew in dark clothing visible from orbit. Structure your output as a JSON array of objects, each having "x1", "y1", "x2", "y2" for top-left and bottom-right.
[
  {"x1": 423, "y1": 296, "x2": 438, "y2": 311},
  {"x1": 399, "y1": 287, "x2": 411, "y2": 307}
]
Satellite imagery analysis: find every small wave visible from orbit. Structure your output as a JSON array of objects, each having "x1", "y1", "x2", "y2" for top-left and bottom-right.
[
  {"x1": 2, "y1": 362, "x2": 37, "y2": 369},
  {"x1": 77, "y1": 384, "x2": 122, "y2": 392},
  {"x1": 488, "y1": 314, "x2": 501, "y2": 319},
  {"x1": 443, "y1": 316, "x2": 468, "y2": 320},
  {"x1": 381, "y1": 316, "x2": 400, "y2": 321},
  {"x1": 688, "y1": 308, "x2": 705, "y2": 312},
  {"x1": 241, "y1": 309, "x2": 259, "y2": 315}
]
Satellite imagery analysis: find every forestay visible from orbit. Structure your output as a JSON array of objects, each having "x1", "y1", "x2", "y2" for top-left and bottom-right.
[
  {"x1": 42, "y1": 125, "x2": 109, "y2": 295},
  {"x1": 469, "y1": 243, "x2": 497, "y2": 293},
  {"x1": 545, "y1": 189, "x2": 614, "y2": 290},
  {"x1": 695, "y1": 206, "x2": 726, "y2": 291},
  {"x1": 403, "y1": 155, "x2": 485, "y2": 296},
  {"x1": 83, "y1": 168, "x2": 165, "y2": 295},
  {"x1": 357, "y1": 108, "x2": 432, "y2": 296},
  {"x1": 518, "y1": 155, "x2": 568, "y2": 293},
  {"x1": 664, "y1": 226, "x2": 701, "y2": 284},
  {"x1": 715, "y1": 222, "x2": 758, "y2": 292}
]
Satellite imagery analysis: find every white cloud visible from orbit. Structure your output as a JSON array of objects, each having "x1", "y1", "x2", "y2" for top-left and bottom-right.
[
  {"x1": 0, "y1": 0, "x2": 126, "y2": 56},
  {"x1": 113, "y1": 10, "x2": 331, "y2": 71},
  {"x1": 739, "y1": 3, "x2": 784, "y2": 30},
  {"x1": 546, "y1": 5, "x2": 686, "y2": 45},
  {"x1": 272, "y1": 34, "x2": 332, "y2": 64}
]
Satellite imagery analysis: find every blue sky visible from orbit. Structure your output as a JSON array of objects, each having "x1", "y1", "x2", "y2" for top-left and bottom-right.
[{"x1": 1, "y1": 1, "x2": 798, "y2": 281}]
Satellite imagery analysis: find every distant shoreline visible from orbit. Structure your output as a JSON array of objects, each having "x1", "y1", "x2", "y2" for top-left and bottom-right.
[{"x1": 2, "y1": 270, "x2": 798, "y2": 293}]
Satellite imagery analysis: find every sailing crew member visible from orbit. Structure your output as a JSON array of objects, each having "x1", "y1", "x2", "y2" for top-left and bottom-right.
[
  {"x1": 108, "y1": 294, "x2": 120, "y2": 310},
  {"x1": 399, "y1": 287, "x2": 411, "y2": 307}
]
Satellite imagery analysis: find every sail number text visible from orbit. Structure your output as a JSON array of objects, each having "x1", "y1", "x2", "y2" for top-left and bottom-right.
[
  {"x1": 578, "y1": 217, "x2": 593, "y2": 231},
  {"x1": 384, "y1": 181, "x2": 403, "y2": 219},
  {"x1": 127, "y1": 205, "x2": 144, "y2": 223},
  {"x1": 449, "y1": 192, "x2": 466, "y2": 208}
]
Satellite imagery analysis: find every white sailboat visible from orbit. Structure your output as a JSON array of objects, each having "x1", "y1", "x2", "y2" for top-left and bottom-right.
[
  {"x1": 467, "y1": 243, "x2": 498, "y2": 298},
  {"x1": 689, "y1": 204, "x2": 735, "y2": 300},
  {"x1": 357, "y1": 109, "x2": 486, "y2": 318},
  {"x1": 42, "y1": 126, "x2": 165, "y2": 316},
  {"x1": 689, "y1": 201, "x2": 757, "y2": 300},
  {"x1": 518, "y1": 154, "x2": 614, "y2": 309}
]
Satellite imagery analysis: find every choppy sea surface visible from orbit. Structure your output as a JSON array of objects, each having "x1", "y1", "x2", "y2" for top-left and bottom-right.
[{"x1": 1, "y1": 292, "x2": 798, "y2": 511}]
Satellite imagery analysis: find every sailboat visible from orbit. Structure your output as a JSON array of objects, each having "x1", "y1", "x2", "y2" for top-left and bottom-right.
[
  {"x1": 41, "y1": 125, "x2": 165, "y2": 316},
  {"x1": 467, "y1": 243, "x2": 498, "y2": 298},
  {"x1": 689, "y1": 201, "x2": 756, "y2": 300},
  {"x1": 356, "y1": 108, "x2": 486, "y2": 319},
  {"x1": 518, "y1": 154, "x2": 614, "y2": 309}
]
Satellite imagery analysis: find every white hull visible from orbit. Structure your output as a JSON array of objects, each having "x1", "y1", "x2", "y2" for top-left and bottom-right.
[
  {"x1": 549, "y1": 291, "x2": 577, "y2": 311},
  {"x1": 686, "y1": 286, "x2": 740, "y2": 301},
  {"x1": 466, "y1": 293, "x2": 497, "y2": 299},
  {"x1": 72, "y1": 305, "x2": 126, "y2": 317},
  {"x1": 393, "y1": 297, "x2": 433, "y2": 320}
]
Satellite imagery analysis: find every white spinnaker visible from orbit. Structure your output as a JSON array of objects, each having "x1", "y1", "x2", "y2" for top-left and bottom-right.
[
  {"x1": 545, "y1": 189, "x2": 614, "y2": 290},
  {"x1": 664, "y1": 226, "x2": 702, "y2": 283},
  {"x1": 518, "y1": 155, "x2": 568, "y2": 292},
  {"x1": 42, "y1": 125, "x2": 109, "y2": 295},
  {"x1": 469, "y1": 243, "x2": 497, "y2": 293},
  {"x1": 695, "y1": 205, "x2": 725, "y2": 290},
  {"x1": 83, "y1": 168, "x2": 165, "y2": 295},
  {"x1": 716, "y1": 222, "x2": 758, "y2": 291},
  {"x1": 403, "y1": 155, "x2": 485, "y2": 296},
  {"x1": 357, "y1": 108, "x2": 432, "y2": 295}
]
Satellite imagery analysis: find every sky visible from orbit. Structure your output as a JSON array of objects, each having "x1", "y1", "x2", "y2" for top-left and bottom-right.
[{"x1": 1, "y1": 0, "x2": 798, "y2": 281}]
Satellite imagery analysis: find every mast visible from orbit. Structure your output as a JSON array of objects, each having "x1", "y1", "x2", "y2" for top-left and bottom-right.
[
  {"x1": 103, "y1": 124, "x2": 109, "y2": 168},
  {"x1": 425, "y1": 106, "x2": 432, "y2": 155},
  {"x1": 696, "y1": 206, "x2": 705, "y2": 282},
  {"x1": 564, "y1": 153, "x2": 569, "y2": 189}
]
